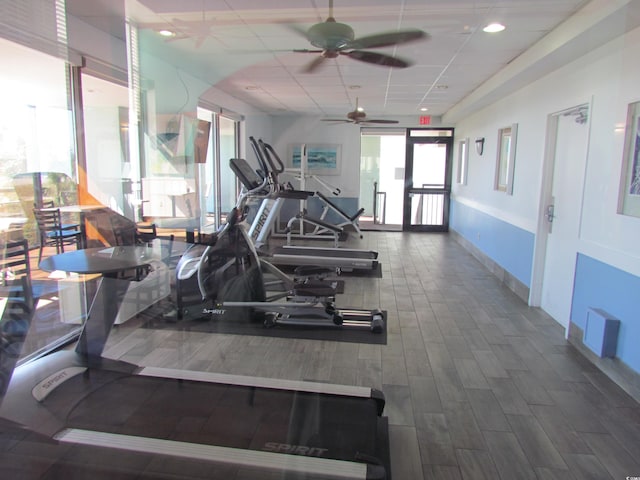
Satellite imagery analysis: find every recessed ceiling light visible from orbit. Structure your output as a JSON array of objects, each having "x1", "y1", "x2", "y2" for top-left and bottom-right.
[
  {"x1": 483, "y1": 23, "x2": 506, "y2": 33},
  {"x1": 245, "y1": 85, "x2": 260, "y2": 91},
  {"x1": 435, "y1": 84, "x2": 448, "y2": 90},
  {"x1": 158, "y1": 29, "x2": 176, "y2": 37},
  {"x1": 420, "y1": 107, "x2": 428, "y2": 112},
  {"x1": 349, "y1": 85, "x2": 361, "y2": 90}
]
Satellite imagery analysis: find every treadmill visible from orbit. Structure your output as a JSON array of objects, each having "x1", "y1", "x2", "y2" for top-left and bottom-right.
[
  {"x1": 242, "y1": 141, "x2": 380, "y2": 273},
  {"x1": 271, "y1": 244, "x2": 378, "y2": 272},
  {"x1": 0, "y1": 243, "x2": 389, "y2": 478}
]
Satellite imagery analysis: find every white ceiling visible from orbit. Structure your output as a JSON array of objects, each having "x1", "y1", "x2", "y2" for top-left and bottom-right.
[{"x1": 65, "y1": 0, "x2": 637, "y2": 121}]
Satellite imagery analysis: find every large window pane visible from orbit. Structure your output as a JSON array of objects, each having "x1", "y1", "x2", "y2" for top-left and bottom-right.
[
  {"x1": 0, "y1": 37, "x2": 74, "y2": 246},
  {"x1": 0, "y1": 37, "x2": 82, "y2": 361},
  {"x1": 131, "y1": 21, "x2": 212, "y2": 235},
  {"x1": 219, "y1": 115, "x2": 238, "y2": 218},
  {"x1": 82, "y1": 73, "x2": 135, "y2": 217}
]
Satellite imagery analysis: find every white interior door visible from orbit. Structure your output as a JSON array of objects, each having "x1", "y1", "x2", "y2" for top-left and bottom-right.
[{"x1": 539, "y1": 106, "x2": 590, "y2": 329}]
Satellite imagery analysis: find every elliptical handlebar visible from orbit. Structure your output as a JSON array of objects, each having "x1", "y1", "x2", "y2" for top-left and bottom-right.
[
  {"x1": 259, "y1": 139, "x2": 285, "y2": 175},
  {"x1": 249, "y1": 136, "x2": 270, "y2": 180}
]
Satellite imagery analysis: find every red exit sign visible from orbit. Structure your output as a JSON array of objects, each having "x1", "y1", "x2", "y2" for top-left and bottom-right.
[{"x1": 419, "y1": 115, "x2": 431, "y2": 125}]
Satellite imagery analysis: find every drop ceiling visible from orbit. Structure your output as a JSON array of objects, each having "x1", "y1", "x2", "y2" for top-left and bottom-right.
[{"x1": 65, "y1": 0, "x2": 638, "y2": 121}]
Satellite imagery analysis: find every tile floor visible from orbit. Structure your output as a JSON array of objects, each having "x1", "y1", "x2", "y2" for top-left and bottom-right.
[{"x1": 96, "y1": 231, "x2": 640, "y2": 479}]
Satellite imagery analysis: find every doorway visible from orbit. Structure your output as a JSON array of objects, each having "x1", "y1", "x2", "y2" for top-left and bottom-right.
[
  {"x1": 404, "y1": 129, "x2": 453, "y2": 232},
  {"x1": 359, "y1": 129, "x2": 405, "y2": 230},
  {"x1": 530, "y1": 103, "x2": 590, "y2": 331},
  {"x1": 359, "y1": 128, "x2": 453, "y2": 232}
]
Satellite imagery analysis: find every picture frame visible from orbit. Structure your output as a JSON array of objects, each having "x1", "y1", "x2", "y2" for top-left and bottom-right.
[
  {"x1": 618, "y1": 101, "x2": 640, "y2": 217},
  {"x1": 494, "y1": 123, "x2": 518, "y2": 195},
  {"x1": 288, "y1": 143, "x2": 341, "y2": 176},
  {"x1": 457, "y1": 138, "x2": 469, "y2": 185}
]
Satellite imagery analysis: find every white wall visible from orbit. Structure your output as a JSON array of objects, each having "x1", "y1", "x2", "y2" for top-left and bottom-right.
[
  {"x1": 270, "y1": 117, "x2": 363, "y2": 197},
  {"x1": 268, "y1": 115, "x2": 442, "y2": 197},
  {"x1": 452, "y1": 25, "x2": 640, "y2": 277},
  {"x1": 67, "y1": 16, "x2": 127, "y2": 73}
]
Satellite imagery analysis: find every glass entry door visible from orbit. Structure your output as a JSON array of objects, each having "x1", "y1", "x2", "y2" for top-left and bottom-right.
[{"x1": 403, "y1": 129, "x2": 453, "y2": 231}]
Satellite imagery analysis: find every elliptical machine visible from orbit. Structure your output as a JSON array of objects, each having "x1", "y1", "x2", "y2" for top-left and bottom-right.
[{"x1": 175, "y1": 158, "x2": 384, "y2": 333}]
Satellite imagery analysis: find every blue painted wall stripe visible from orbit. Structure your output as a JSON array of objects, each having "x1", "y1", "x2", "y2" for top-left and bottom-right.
[
  {"x1": 571, "y1": 253, "x2": 640, "y2": 373},
  {"x1": 450, "y1": 199, "x2": 534, "y2": 287}
]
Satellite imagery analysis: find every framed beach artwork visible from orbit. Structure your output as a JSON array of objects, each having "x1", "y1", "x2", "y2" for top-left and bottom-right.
[
  {"x1": 289, "y1": 144, "x2": 341, "y2": 176},
  {"x1": 618, "y1": 101, "x2": 640, "y2": 217}
]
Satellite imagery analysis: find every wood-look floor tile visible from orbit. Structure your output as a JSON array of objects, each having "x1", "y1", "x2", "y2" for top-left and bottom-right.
[
  {"x1": 420, "y1": 320, "x2": 445, "y2": 344},
  {"x1": 483, "y1": 430, "x2": 538, "y2": 480},
  {"x1": 422, "y1": 464, "x2": 462, "y2": 480},
  {"x1": 444, "y1": 336, "x2": 475, "y2": 360},
  {"x1": 417, "y1": 435, "x2": 458, "y2": 467},
  {"x1": 435, "y1": 373, "x2": 468, "y2": 405},
  {"x1": 472, "y1": 350, "x2": 509, "y2": 379},
  {"x1": 534, "y1": 467, "x2": 578, "y2": 480},
  {"x1": 490, "y1": 343, "x2": 529, "y2": 371},
  {"x1": 389, "y1": 425, "x2": 425, "y2": 480},
  {"x1": 383, "y1": 384, "x2": 415, "y2": 427},
  {"x1": 487, "y1": 377, "x2": 532, "y2": 416},
  {"x1": 405, "y1": 348, "x2": 434, "y2": 377},
  {"x1": 455, "y1": 448, "x2": 499, "y2": 480},
  {"x1": 356, "y1": 357, "x2": 382, "y2": 389},
  {"x1": 509, "y1": 371, "x2": 557, "y2": 406},
  {"x1": 98, "y1": 231, "x2": 640, "y2": 480},
  {"x1": 402, "y1": 326, "x2": 428, "y2": 351},
  {"x1": 442, "y1": 402, "x2": 487, "y2": 450},
  {"x1": 427, "y1": 342, "x2": 458, "y2": 375},
  {"x1": 476, "y1": 322, "x2": 512, "y2": 345},
  {"x1": 545, "y1": 352, "x2": 589, "y2": 382},
  {"x1": 582, "y1": 432, "x2": 640, "y2": 480},
  {"x1": 530, "y1": 404, "x2": 593, "y2": 454},
  {"x1": 583, "y1": 369, "x2": 639, "y2": 408},
  {"x1": 599, "y1": 407, "x2": 640, "y2": 459},
  {"x1": 546, "y1": 390, "x2": 609, "y2": 433},
  {"x1": 453, "y1": 358, "x2": 490, "y2": 390},
  {"x1": 506, "y1": 414, "x2": 567, "y2": 469},
  {"x1": 460, "y1": 328, "x2": 492, "y2": 352},
  {"x1": 466, "y1": 389, "x2": 511, "y2": 431},
  {"x1": 382, "y1": 355, "x2": 409, "y2": 386},
  {"x1": 561, "y1": 453, "x2": 614, "y2": 480},
  {"x1": 409, "y1": 375, "x2": 443, "y2": 414}
]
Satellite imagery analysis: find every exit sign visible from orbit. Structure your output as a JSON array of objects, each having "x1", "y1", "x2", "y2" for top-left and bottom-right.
[{"x1": 419, "y1": 115, "x2": 431, "y2": 125}]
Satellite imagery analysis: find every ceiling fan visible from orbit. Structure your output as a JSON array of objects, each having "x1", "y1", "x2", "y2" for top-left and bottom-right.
[
  {"x1": 289, "y1": 0, "x2": 429, "y2": 73},
  {"x1": 322, "y1": 98, "x2": 399, "y2": 125},
  {"x1": 163, "y1": 1, "x2": 219, "y2": 49}
]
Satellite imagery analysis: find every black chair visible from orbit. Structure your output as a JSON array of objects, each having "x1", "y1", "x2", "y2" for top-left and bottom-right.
[
  {"x1": 0, "y1": 238, "x2": 58, "y2": 301},
  {"x1": 35, "y1": 200, "x2": 81, "y2": 232},
  {"x1": 33, "y1": 208, "x2": 83, "y2": 263},
  {"x1": 1, "y1": 239, "x2": 37, "y2": 394},
  {"x1": 1, "y1": 238, "x2": 32, "y2": 280},
  {"x1": 135, "y1": 222, "x2": 158, "y2": 246}
]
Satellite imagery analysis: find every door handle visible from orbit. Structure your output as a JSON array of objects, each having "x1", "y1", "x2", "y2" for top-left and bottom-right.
[{"x1": 545, "y1": 204, "x2": 555, "y2": 222}]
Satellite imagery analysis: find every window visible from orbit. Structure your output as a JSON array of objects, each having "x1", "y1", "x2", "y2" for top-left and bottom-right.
[
  {"x1": 0, "y1": 37, "x2": 83, "y2": 361},
  {"x1": 495, "y1": 124, "x2": 518, "y2": 194},
  {"x1": 456, "y1": 138, "x2": 469, "y2": 185}
]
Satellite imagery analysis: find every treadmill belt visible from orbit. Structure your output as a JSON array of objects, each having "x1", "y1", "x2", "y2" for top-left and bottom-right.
[
  {"x1": 273, "y1": 246, "x2": 377, "y2": 259},
  {"x1": 2, "y1": 351, "x2": 389, "y2": 478},
  {"x1": 45, "y1": 370, "x2": 381, "y2": 464}
]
